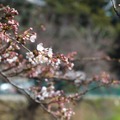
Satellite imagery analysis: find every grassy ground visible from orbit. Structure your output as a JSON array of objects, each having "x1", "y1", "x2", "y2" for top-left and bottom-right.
[
  {"x1": 0, "y1": 95, "x2": 120, "y2": 120},
  {"x1": 73, "y1": 96, "x2": 120, "y2": 120}
]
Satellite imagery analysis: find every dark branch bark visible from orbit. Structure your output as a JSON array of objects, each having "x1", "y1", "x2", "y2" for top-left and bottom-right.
[{"x1": 111, "y1": 0, "x2": 120, "y2": 18}]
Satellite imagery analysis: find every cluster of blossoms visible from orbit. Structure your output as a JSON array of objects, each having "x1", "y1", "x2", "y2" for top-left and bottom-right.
[
  {"x1": 16, "y1": 27, "x2": 37, "y2": 44},
  {"x1": 0, "y1": 5, "x2": 75, "y2": 120},
  {"x1": 35, "y1": 84, "x2": 61, "y2": 101},
  {"x1": 31, "y1": 83, "x2": 75, "y2": 120},
  {"x1": 0, "y1": 5, "x2": 19, "y2": 34},
  {"x1": 26, "y1": 43, "x2": 53, "y2": 65},
  {"x1": 26, "y1": 42, "x2": 74, "y2": 69},
  {"x1": 61, "y1": 108, "x2": 75, "y2": 120},
  {"x1": 93, "y1": 72, "x2": 112, "y2": 84}
]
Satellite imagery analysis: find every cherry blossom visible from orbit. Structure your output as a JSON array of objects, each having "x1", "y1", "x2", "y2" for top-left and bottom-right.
[
  {"x1": 37, "y1": 43, "x2": 44, "y2": 51},
  {"x1": 30, "y1": 33, "x2": 37, "y2": 42}
]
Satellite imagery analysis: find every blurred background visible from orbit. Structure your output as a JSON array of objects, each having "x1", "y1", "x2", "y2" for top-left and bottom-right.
[{"x1": 0, "y1": 0, "x2": 120, "y2": 120}]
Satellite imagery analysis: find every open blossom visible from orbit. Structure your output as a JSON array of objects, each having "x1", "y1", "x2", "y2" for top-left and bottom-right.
[
  {"x1": 61, "y1": 107, "x2": 75, "y2": 120},
  {"x1": 48, "y1": 48, "x2": 53, "y2": 58},
  {"x1": 26, "y1": 50, "x2": 50, "y2": 65},
  {"x1": 36, "y1": 43, "x2": 53, "y2": 58},
  {"x1": 26, "y1": 52, "x2": 34, "y2": 59},
  {"x1": 34, "y1": 54, "x2": 49, "y2": 64},
  {"x1": 36, "y1": 85, "x2": 61, "y2": 101},
  {"x1": 56, "y1": 59, "x2": 61, "y2": 66},
  {"x1": 36, "y1": 86, "x2": 48, "y2": 101},
  {"x1": 41, "y1": 86, "x2": 47, "y2": 92},
  {"x1": 30, "y1": 33, "x2": 37, "y2": 42},
  {"x1": 37, "y1": 43, "x2": 44, "y2": 51},
  {"x1": 26, "y1": 52, "x2": 35, "y2": 64},
  {"x1": 7, "y1": 56, "x2": 18, "y2": 63}
]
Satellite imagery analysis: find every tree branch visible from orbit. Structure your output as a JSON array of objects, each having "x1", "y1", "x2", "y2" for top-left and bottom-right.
[
  {"x1": 111, "y1": 0, "x2": 120, "y2": 17},
  {"x1": 0, "y1": 72, "x2": 58, "y2": 120}
]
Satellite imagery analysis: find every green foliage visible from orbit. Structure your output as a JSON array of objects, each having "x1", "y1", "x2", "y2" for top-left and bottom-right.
[
  {"x1": 92, "y1": 10, "x2": 111, "y2": 26},
  {"x1": 45, "y1": 0, "x2": 113, "y2": 29}
]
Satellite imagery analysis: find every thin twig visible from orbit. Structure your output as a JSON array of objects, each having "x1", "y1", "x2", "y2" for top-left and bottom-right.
[
  {"x1": 111, "y1": 0, "x2": 120, "y2": 17},
  {"x1": 78, "y1": 80, "x2": 113, "y2": 98},
  {"x1": 74, "y1": 56, "x2": 120, "y2": 63}
]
